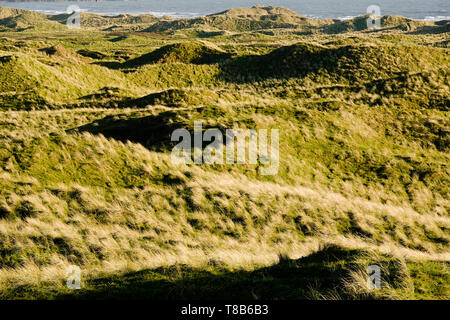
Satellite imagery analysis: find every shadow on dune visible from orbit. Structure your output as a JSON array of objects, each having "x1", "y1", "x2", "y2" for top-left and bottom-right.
[
  {"x1": 217, "y1": 41, "x2": 447, "y2": 84},
  {"x1": 59, "y1": 246, "x2": 364, "y2": 300},
  {"x1": 217, "y1": 43, "x2": 357, "y2": 84},
  {"x1": 71, "y1": 110, "x2": 233, "y2": 151},
  {"x1": 71, "y1": 111, "x2": 185, "y2": 152}
]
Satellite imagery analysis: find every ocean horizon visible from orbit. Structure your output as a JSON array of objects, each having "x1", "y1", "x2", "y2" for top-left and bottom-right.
[{"x1": 0, "y1": 0, "x2": 449, "y2": 21}]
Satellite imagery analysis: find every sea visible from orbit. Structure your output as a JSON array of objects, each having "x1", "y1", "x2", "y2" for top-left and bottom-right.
[{"x1": 0, "y1": 0, "x2": 449, "y2": 21}]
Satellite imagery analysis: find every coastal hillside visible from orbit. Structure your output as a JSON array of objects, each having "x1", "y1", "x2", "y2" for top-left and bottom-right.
[
  {"x1": 0, "y1": 5, "x2": 448, "y2": 33},
  {"x1": 0, "y1": 6, "x2": 448, "y2": 300}
]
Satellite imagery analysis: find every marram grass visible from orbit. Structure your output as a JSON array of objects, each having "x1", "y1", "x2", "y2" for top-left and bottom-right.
[{"x1": 0, "y1": 6, "x2": 449, "y2": 299}]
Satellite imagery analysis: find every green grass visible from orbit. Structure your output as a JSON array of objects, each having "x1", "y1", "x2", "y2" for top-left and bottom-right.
[
  {"x1": 2, "y1": 245, "x2": 447, "y2": 300},
  {"x1": 0, "y1": 6, "x2": 448, "y2": 300}
]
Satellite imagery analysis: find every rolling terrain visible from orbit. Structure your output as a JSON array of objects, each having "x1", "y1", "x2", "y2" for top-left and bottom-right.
[{"x1": 0, "y1": 6, "x2": 449, "y2": 299}]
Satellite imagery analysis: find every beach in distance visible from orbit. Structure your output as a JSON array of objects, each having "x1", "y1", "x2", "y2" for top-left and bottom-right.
[{"x1": 1, "y1": 0, "x2": 449, "y2": 20}]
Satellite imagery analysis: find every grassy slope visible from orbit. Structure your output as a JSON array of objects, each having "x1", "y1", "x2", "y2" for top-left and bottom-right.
[{"x1": 0, "y1": 6, "x2": 449, "y2": 299}]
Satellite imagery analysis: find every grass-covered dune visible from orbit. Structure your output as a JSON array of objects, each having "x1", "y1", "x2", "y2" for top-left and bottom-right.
[
  {"x1": 0, "y1": 6, "x2": 449, "y2": 300},
  {"x1": 122, "y1": 42, "x2": 231, "y2": 67},
  {"x1": 0, "y1": 5, "x2": 448, "y2": 34},
  {"x1": 221, "y1": 41, "x2": 449, "y2": 82}
]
